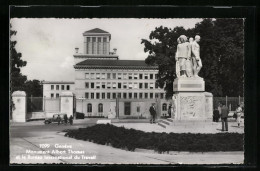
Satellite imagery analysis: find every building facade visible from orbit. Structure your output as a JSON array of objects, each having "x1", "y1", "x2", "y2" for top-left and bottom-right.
[
  {"x1": 42, "y1": 81, "x2": 75, "y2": 98},
  {"x1": 73, "y1": 28, "x2": 172, "y2": 118}
]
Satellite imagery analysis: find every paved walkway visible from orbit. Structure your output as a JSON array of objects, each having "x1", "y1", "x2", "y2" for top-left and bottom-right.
[{"x1": 10, "y1": 132, "x2": 243, "y2": 164}]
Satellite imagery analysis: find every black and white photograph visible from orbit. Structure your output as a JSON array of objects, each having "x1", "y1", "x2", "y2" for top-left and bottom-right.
[{"x1": 9, "y1": 11, "x2": 247, "y2": 165}]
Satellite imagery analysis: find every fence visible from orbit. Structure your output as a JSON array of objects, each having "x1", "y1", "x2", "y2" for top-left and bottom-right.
[
  {"x1": 27, "y1": 97, "x2": 43, "y2": 112},
  {"x1": 213, "y1": 96, "x2": 244, "y2": 111}
]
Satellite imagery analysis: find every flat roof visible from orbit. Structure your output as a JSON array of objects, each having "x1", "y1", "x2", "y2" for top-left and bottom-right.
[{"x1": 42, "y1": 81, "x2": 75, "y2": 84}]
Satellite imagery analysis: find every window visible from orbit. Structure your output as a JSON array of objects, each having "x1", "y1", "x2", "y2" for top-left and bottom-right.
[
  {"x1": 118, "y1": 73, "x2": 122, "y2": 79},
  {"x1": 85, "y1": 73, "x2": 90, "y2": 79},
  {"x1": 113, "y1": 73, "x2": 116, "y2": 79},
  {"x1": 51, "y1": 93, "x2": 54, "y2": 98},
  {"x1": 155, "y1": 74, "x2": 158, "y2": 79},
  {"x1": 103, "y1": 37, "x2": 107, "y2": 42},
  {"x1": 96, "y1": 82, "x2": 101, "y2": 89},
  {"x1": 107, "y1": 82, "x2": 111, "y2": 89},
  {"x1": 162, "y1": 103, "x2": 167, "y2": 111},
  {"x1": 155, "y1": 93, "x2": 159, "y2": 98},
  {"x1": 150, "y1": 93, "x2": 154, "y2": 99},
  {"x1": 113, "y1": 93, "x2": 117, "y2": 99},
  {"x1": 134, "y1": 83, "x2": 138, "y2": 89},
  {"x1": 102, "y1": 93, "x2": 105, "y2": 99},
  {"x1": 87, "y1": 37, "x2": 90, "y2": 42},
  {"x1": 102, "y1": 82, "x2": 106, "y2": 89},
  {"x1": 91, "y1": 73, "x2": 95, "y2": 79},
  {"x1": 87, "y1": 103, "x2": 92, "y2": 113},
  {"x1": 129, "y1": 93, "x2": 132, "y2": 99},
  {"x1": 96, "y1": 93, "x2": 100, "y2": 99},
  {"x1": 107, "y1": 73, "x2": 111, "y2": 79},
  {"x1": 150, "y1": 83, "x2": 154, "y2": 89},
  {"x1": 137, "y1": 106, "x2": 140, "y2": 112},
  {"x1": 96, "y1": 73, "x2": 100, "y2": 79},
  {"x1": 150, "y1": 74, "x2": 154, "y2": 79},
  {"x1": 129, "y1": 83, "x2": 133, "y2": 89},
  {"x1": 85, "y1": 82, "x2": 89, "y2": 88},
  {"x1": 101, "y1": 73, "x2": 106, "y2": 79},
  {"x1": 139, "y1": 74, "x2": 143, "y2": 79},
  {"x1": 139, "y1": 93, "x2": 143, "y2": 99},
  {"x1": 145, "y1": 93, "x2": 148, "y2": 99},
  {"x1": 144, "y1": 74, "x2": 148, "y2": 79},
  {"x1": 139, "y1": 83, "x2": 143, "y2": 89},
  {"x1": 118, "y1": 83, "x2": 122, "y2": 89},
  {"x1": 56, "y1": 93, "x2": 59, "y2": 98},
  {"x1": 118, "y1": 93, "x2": 121, "y2": 98},
  {"x1": 85, "y1": 93, "x2": 89, "y2": 99},
  {"x1": 134, "y1": 93, "x2": 137, "y2": 99},
  {"x1": 145, "y1": 83, "x2": 148, "y2": 89},
  {"x1": 98, "y1": 103, "x2": 103, "y2": 113},
  {"x1": 123, "y1": 93, "x2": 127, "y2": 99},
  {"x1": 56, "y1": 85, "x2": 59, "y2": 90},
  {"x1": 92, "y1": 37, "x2": 96, "y2": 42},
  {"x1": 155, "y1": 82, "x2": 159, "y2": 88},
  {"x1": 128, "y1": 73, "x2": 132, "y2": 79},
  {"x1": 61, "y1": 85, "x2": 64, "y2": 90},
  {"x1": 134, "y1": 73, "x2": 138, "y2": 79},
  {"x1": 112, "y1": 82, "x2": 117, "y2": 89},
  {"x1": 91, "y1": 93, "x2": 94, "y2": 99},
  {"x1": 91, "y1": 83, "x2": 95, "y2": 88},
  {"x1": 107, "y1": 93, "x2": 111, "y2": 99},
  {"x1": 123, "y1": 82, "x2": 127, "y2": 89},
  {"x1": 160, "y1": 93, "x2": 164, "y2": 99},
  {"x1": 67, "y1": 85, "x2": 70, "y2": 90},
  {"x1": 123, "y1": 73, "x2": 127, "y2": 79},
  {"x1": 98, "y1": 37, "x2": 101, "y2": 42}
]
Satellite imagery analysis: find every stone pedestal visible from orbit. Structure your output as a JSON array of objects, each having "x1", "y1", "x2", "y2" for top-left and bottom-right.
[
  {"x1": 173, "y1": 77, "x2": 213, "y2": 120},
  {"x1": 12, "y1": 91, "x2": 26, "y2": 122},
  {"x1": 60, "y1": 92, "x2": 74, "y2": 117}
]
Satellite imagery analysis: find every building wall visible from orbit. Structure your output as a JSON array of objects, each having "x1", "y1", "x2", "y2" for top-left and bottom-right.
[{"x1": 43, "y1": 83, "x2": 75, "y2": 98}]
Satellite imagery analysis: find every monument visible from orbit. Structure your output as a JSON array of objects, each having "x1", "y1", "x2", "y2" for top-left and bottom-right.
[{"x1": 173, "y1": 35, "x2": 213, "y2": 120}]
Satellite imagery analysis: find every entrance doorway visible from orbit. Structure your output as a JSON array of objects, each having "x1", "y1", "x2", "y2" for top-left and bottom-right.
[{"x1": 124, "y1": 102, "x2": 131, "y2": 115}]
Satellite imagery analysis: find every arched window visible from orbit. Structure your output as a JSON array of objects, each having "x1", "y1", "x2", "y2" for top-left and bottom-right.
[
  {"x1": 87, "y1": 103, "x2": 92, "y2": 113},
  {"x1": 162, "y1": 103, "x2": 167, "y2": 111},
  {"x1": 98, "y1": 103, "x2": 103, "y2": 113}
]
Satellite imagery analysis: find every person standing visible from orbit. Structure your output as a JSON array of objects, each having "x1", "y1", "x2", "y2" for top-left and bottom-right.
[
  {"x1": 213, "y1": 108, "x2": 220, "y2": 122},
  {"x1": 57, "y1": 115, "x2": 61, "y2": 125},
  {"x1": 191, "y1": 35, "x2": 202, "y2": 77},
  {"x1": 149, "y1": 103, "x2": 156, "y2": 124},
  {"x1": 69, "y1": 115, "x2": 73, "y2": 125},
  {"x1": 235, "y1": 104, "x2": 243, "y2": 127},
  {"x1": 168, "y1": 104, "x2": 172, "y2": 118},
  {"x1": 64, "y1": 114, "x2": 68, "y2": 125},
  {"x1": 221, "y1": 103, "x2": 229, "y2": 131}
]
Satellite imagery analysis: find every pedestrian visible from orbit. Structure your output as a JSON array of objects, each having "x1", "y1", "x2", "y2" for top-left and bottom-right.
[
  {"x1": 149, "y1": 103, "x2": 156, "y2": 124},
  {"x1": 64, "y1": 114, "x2": 68, "y2": 125},
  {"x1": 235, "y1": 104, "x2": 243, "y2": 127},
  {"x1": 57, "y1": 115, "x2": 61, "y2": 125},
  {"x1": 220, "y1": 103, "x2": 229, "y2": 131},
  {"x1": 218, "y1": 102, "x2": 222, "y2": 118},
  {"x1": 69, "y1": 115, "x2": 73, "y2": 125},
  {"x1": 213, "y1": 108, "x2": 220, "y2": 122},
  {"x1": 168, "y1": 104, "x2": 172, "y2": 118}
]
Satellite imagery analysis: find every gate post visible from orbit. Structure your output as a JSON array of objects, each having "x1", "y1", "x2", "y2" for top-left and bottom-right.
[
  {"x1": 60, "y1": 92, "x2": 74, "y2": 118},
  {"x1": 12, "y1": 91, "x2": 27, "y2": 122}
]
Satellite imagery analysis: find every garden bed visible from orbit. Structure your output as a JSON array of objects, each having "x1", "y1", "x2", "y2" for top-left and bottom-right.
[{"x1": 65, "y1": 124, "x2": 243, "y2": 153}]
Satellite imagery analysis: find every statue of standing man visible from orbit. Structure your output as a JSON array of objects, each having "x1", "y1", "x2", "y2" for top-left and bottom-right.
[{"x1": 191, "y1": 35, "x2": 202, "y2": 77}]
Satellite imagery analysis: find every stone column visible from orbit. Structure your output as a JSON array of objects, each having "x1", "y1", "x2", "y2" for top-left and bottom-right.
[
  {"x1": 12, "y1": 91, "x2": 27, "y2": 122},
  {"x1": 60, "y1": 92, "x2": 74, "y2": 118}
]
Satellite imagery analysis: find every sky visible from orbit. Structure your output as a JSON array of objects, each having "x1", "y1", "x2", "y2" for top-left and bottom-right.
[{"x1": 10, "y1": 18, "x2": 203, "y2": 81}]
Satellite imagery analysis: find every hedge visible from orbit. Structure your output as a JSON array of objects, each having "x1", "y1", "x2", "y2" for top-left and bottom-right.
[{"x1": 65, "y1": 124, "x2": 243, "y2": 153}]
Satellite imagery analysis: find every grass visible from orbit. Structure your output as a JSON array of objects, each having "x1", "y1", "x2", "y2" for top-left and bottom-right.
[{"x1": 65, "y1": 124, "x2": 244, "y2": 153}]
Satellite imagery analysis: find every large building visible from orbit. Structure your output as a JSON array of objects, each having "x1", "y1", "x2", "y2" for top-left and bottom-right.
[
  {"x1": 73, "y1": 28, "x2": 171, "y2": 118},
  {"x1": 43, "y1": 28, "x2": 172, "y2": 118}
]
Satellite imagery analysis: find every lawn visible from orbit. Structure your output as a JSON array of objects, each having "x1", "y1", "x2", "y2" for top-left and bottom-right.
[{"x1": 65, "y1": 124, "x2": 244, "y2": 153}]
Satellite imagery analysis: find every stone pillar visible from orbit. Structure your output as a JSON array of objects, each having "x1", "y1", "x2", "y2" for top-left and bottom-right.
[
  {"x1": 60, "y1": 92, "x2": 74, "y2": 118},
  {"x1": 12, "y1": 91, "x2": 26, "y2": 122}
]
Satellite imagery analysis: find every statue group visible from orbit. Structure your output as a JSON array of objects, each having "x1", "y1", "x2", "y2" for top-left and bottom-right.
[{"x1": 175, "y1": 35, "x2": 202, "y2": 78}]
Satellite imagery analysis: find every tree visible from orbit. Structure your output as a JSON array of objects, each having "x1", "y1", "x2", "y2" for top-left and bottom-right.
[
  {"x1": 141, "y1": 18, "x2": 244, "y2": 98},
  {"x1": 10, "y1": 25, "x2": 27, "y2": 93},
  {"x1": 24, "y1": 80, "x2": 43, "y2": 97}
]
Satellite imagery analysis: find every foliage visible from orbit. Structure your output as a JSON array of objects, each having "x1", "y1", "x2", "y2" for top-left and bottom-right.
[
  {"x1": 23, "y1": 80, "x2": 43, "y2": 97},
  {"x1": 141, "y1": 19, "x2": 244, "y2": 98},
  {"x1": 65, "y1": 124, "x2": 244, "y2": 152}
]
